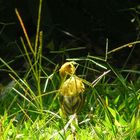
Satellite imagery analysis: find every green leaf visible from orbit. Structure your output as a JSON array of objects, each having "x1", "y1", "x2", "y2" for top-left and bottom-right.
[{"x1": 108, "y1": 107, "x2": 116, "y2": 118}]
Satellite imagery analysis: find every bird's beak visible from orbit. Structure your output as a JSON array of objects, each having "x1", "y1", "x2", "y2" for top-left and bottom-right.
[{"x1": 70, "y1": 61, "x2": 77, "y2": 65}]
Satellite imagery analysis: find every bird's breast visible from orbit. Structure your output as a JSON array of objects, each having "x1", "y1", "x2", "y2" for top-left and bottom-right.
[{"x1": 59, "y1": 76, "x2": 85, "y2": 96}]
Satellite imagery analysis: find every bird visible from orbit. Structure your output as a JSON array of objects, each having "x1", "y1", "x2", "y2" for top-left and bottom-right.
[
  {"x1": 59, "y1": 61, "x2": 85, "y2": 115},
  {"x1": 58, "y1": 61, "x2": 85, "y2": 139}
]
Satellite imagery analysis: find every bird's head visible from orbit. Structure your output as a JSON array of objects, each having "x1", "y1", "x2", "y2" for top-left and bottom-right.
[{"x1": 59, "y1": 61, "x2": 76, "y2": 79}]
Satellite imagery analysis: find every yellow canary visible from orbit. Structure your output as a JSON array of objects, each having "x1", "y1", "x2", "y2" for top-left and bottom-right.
[{"x1": 59, "y1": 62, "x2": 85, "y2": 115}]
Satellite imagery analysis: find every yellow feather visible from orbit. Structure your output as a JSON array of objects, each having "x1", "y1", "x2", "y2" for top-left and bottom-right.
[{"x1": 59, "y1": 62, "x2": 85, "y2": 115}]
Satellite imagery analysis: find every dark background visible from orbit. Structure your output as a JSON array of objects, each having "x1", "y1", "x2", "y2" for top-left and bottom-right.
[{"x1": 0, "y1": 0, "x2": 140, "y2": 81}]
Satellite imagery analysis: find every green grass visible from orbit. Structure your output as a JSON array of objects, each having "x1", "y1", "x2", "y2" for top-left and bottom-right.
[{"x1": 0, "y1": 0, "x2": 140, "y2": 139}]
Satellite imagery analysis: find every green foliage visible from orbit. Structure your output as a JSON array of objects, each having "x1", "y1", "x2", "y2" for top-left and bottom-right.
[{"x1": 0, "y1": 0, "x2": 140, "y2": 139}]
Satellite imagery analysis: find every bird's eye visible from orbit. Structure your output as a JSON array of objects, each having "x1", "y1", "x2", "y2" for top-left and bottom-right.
[{"x1": 67, "y1": 64, "x2": 72, "y2": 68}]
